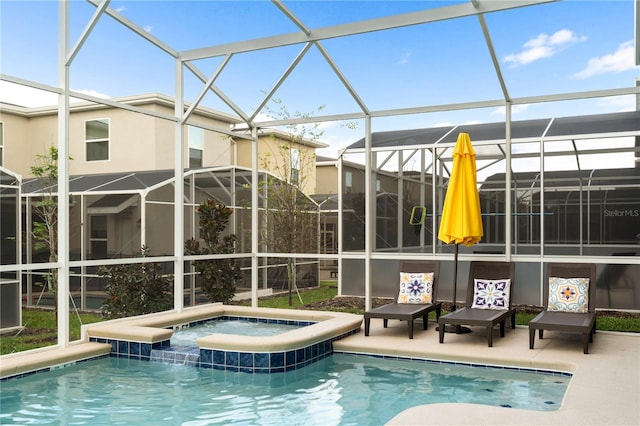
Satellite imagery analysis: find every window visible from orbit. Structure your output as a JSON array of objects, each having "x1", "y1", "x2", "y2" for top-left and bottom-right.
[
  {"x1": 290, "y1": 147, "x2": 300, "y2": 184},
  {"x1": 0, "y1": 122, "x2": 3, "y2": 166},
  {"x1": 188, "y1": 126, "x2": 203, "y2": 168},
  {"x1": 345, "y1": 171, "x2": 352, "y2": 194},
  {"x1": 85, "y1": 119, "x2": 109, "y2": 161},
  {"x1": 90, "y1": 215, "x2": 108, "y2": 258}
]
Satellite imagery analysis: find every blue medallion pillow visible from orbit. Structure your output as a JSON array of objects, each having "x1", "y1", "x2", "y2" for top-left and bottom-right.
[
  {"x1": 548, "y1": 277, "x2": 589, "y2": 313},
  {"x1": 471, "y1": 279, "x2": 511, "y2": 310},
  {"x1": 398, "y1": 272, "x2": 434, "y2": 304}
]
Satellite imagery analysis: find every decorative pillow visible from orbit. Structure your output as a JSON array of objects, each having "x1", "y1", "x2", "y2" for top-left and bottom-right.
[
  {"x1": 471, "y1": 279, "x2": 511, "y2": 310},
  {"x1": 397, "y1": 272, "x2": 434, "y2": 304},
  {"x1": 548, "y1": 277, "x2": 589, "y2": 313}
]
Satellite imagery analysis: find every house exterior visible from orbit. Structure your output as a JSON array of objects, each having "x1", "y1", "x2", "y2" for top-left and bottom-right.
[
  {"x1": 0, "y1": 94, "x2": 242, "y2": 178},
  {"x1": 0, "y1": 94, "x2": 331, "y2": 309},
  {"x1": 234, "y1": 128, "x2": 327, "y2": 195},
  {"x1": 1, "y1": 94, "x2": 328, "y2": 194}
]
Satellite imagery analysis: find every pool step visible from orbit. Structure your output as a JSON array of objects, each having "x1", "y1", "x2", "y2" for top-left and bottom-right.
[{"x1": 150, "y1": 345, "x2": 200, "y2": 366}]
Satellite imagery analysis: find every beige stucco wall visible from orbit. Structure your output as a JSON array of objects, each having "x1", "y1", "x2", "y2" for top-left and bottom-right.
[
  {"x1": 0, "y1": 111, "x2": 29, "y2": 175},
  {"x1": 235, "y1": 134, "x2": 317, "y2": 194},
  {"x1": 315, "y1": 162, "x2": 338, "y2": 195},
  {"x1": 1, "y1": 100, "x2": 233, "y2": 178}
]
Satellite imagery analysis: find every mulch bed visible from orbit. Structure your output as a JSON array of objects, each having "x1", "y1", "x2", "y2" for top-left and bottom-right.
[{"x1": 298, "y1": 295, "x2": 638, "y2": 318}]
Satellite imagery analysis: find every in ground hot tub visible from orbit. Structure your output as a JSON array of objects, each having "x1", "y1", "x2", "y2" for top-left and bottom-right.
[{"x1": 85, "y1": 304, "x2": 362, "y2": 373}]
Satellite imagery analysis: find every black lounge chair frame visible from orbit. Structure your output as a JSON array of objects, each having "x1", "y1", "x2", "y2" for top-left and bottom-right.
[
  {"x1": 438, "y1": 261, "x2": 516, "y2": 347},
  {"x1": 529, "y1": 263, "x2": 597, "y2": 354},
  {"x1": 364, "y1": 260, "x2": 441, "y2": 339}
]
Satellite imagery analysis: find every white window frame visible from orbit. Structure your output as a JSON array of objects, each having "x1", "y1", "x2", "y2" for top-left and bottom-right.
[
  {"x1": 85, "y1": 118, "x2": 110, "y2": 162},
  {"x1": 290, "y1": 147, "x2": 300, "y2": 184},
  {"x1": 345, "y1": 171, "x2": 352, "y2": 194},
  {"x1": 89, "y1": 214, "x2": 108, "y2": 258},
  {"x1": 188, "y1": 125, "x2": 204, "y2": 168}
]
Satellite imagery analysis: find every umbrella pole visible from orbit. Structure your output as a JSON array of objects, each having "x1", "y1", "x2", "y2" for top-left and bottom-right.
[
  {"x1": 451, "y1": 243, "x2": 471, "y2": 334},
  {"x1": 452, "y1": 243, "x2": 458, "y2": 312}
]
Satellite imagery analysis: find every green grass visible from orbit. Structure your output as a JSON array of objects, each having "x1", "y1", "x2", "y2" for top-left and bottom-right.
[
  {"x1": 234, "y1": 281, "x2": 340, "y2": 309},
  {"x1": 0, "y1": 309, "x2": 104, "y2": 355}
]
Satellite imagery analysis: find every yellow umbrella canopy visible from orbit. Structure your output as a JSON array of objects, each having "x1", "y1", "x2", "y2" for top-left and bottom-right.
[
  {"x1": 438, "y1": 132, "x2": 483, "y2": 317},
  {"x1": 438, "y1": 132, "x2": 483, "y2": 247}
]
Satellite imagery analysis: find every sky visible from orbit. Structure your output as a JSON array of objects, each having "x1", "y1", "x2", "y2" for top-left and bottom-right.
[{"x1": 1, "y1": 0, "x2": 638, "y2": 157}]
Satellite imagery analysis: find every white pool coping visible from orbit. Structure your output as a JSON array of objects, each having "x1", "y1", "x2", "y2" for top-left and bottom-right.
[{"x1": 84, "y1": 303, "x2": 363, "y2": 352}]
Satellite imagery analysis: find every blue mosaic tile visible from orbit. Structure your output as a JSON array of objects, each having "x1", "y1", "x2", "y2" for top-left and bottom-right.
[
  {"x1": 140, "y1": 343, "x2": 152, "y2": 359},
  {"x1": 130, "y1": 342, "x2": 141, "y2": 357},
  {"x1": 212, "y1": 350, "x2": 225, "y2": 365},
  {"x1": 226, "y1": 351, "x2": 239, "y2": 367},
  {"x1": 285, "y1": 350, "x2": 296, "y2": 366},
  {"x1": 270, "y1": 352, "x2": 284, "y2": 368},
  {"x1": 199, "y1": 349, "x2": 212, "y2": 366},
  {"x1": 239, "y1": 352, "x2": 254, "y2": 368},
  {"x1": 254, "y1": 353, "x2": 270, "y2": 369},
  {"x1": 117, "y1": 340, "x2": 129, "y2": 355}
]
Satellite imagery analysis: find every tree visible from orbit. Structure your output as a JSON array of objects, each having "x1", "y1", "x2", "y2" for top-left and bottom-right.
[
  {"x1": 99, "y1": 247, "x2": 173, "y2": 319},
  {"x1": 29, "y1": 146, "x2": 70, "y2": 306},
  {"x1": 185, "y1": 198, "x2": 241, "y2": 304},
  {"x1": 259, "y1": 99, "x2": 322, "y2": 305}
]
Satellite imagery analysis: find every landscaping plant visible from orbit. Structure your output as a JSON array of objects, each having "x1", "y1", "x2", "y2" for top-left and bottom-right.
[
  {"x1": 185, "y1": 198, "x2": 241, "y2": 304},
  {"x1": 99, "y1": 246, "x2": 173, "y2": 318}
]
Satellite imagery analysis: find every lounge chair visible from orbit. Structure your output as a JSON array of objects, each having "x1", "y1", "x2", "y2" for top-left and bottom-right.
[
  {"x1": 529, "y1": 263, "x2": 597, "y2": 354},
  {"x1": 364, "y1": 260, "x2": 441, "y2": 339},
  {"x1": 438, "y1": 261, "x2": 516, "y2": 347}
]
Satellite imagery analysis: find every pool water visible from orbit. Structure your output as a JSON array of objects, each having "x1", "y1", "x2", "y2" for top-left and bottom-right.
[
  {"x1": 0, "y1": 354, "x2": 570, "y2": 425},
  {"x1": 170, "y1": 319, "x2": 302, "y2": 346}
]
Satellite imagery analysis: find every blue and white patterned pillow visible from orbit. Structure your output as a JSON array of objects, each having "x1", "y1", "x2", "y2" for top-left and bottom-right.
[
  {"x1": 471, "y1": 279, "x2": 511, "y2": 310},
  {"x1": 548, "y1": 277, "x2": 589, "y2": 313},
  {"x1": 397, "y1": 272, "x2": 434, "y2": 304}
]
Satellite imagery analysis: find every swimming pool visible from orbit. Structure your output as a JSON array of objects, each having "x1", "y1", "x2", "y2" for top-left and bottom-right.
[{"x1": 0, "y1": 353, "x2": 570, "y2": 425}]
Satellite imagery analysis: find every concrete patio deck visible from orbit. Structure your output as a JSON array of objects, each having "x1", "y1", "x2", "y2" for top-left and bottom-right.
[{"x1": 333, "y1": 318, "x2": 639, "y2": 425}]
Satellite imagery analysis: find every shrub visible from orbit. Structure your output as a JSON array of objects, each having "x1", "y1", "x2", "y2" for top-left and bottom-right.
[
  {"x1": 99, "y1": 247, "x2": 173, "y2": 319},
  {"x1": 185, "y1": 198, "x2": 241, "y2": 304}
]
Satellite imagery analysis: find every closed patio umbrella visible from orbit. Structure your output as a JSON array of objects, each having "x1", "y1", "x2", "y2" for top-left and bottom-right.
[{"x1": 438, "y1": 132, "x2": 483, "y2": 325}]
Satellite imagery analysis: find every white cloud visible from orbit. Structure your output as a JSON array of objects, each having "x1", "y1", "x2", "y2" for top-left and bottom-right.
[
  {"x1": 428, "y1": 120, "x2": 484, "y2": 128},
  {"x1": 73, "y1": 89, "x2": 111, "y2": 100},
  {"x1": 0, "y1": 81, "x2": 110, "y2": 108},
  {"x1": 397, "y1": 51, "x2": 412, "y2": 65},
  {"x1": 115, "y1": 6, "x2": 126, "y2": 13},
  {"x1": 144, "y1": 25, "x2": 153, "y2": 33},
  {"x1": 594, "y1": 94, "x2": 636, "y2": 112},
  {"x1": 491, "y1": 104, "x2": 529, "y2": 117},
  {"x1": 430, "y1": 121, "x2": 452, "y2": 127},
  {"x1": 503, "y1": 29, "x2": 586, "y2": 66},
  {"x1": 572, "y1": 40, "x2": 635, "y2": 79},
  {"x1": 0, "y1": 81, "x2": 56, "y2": 107}
]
